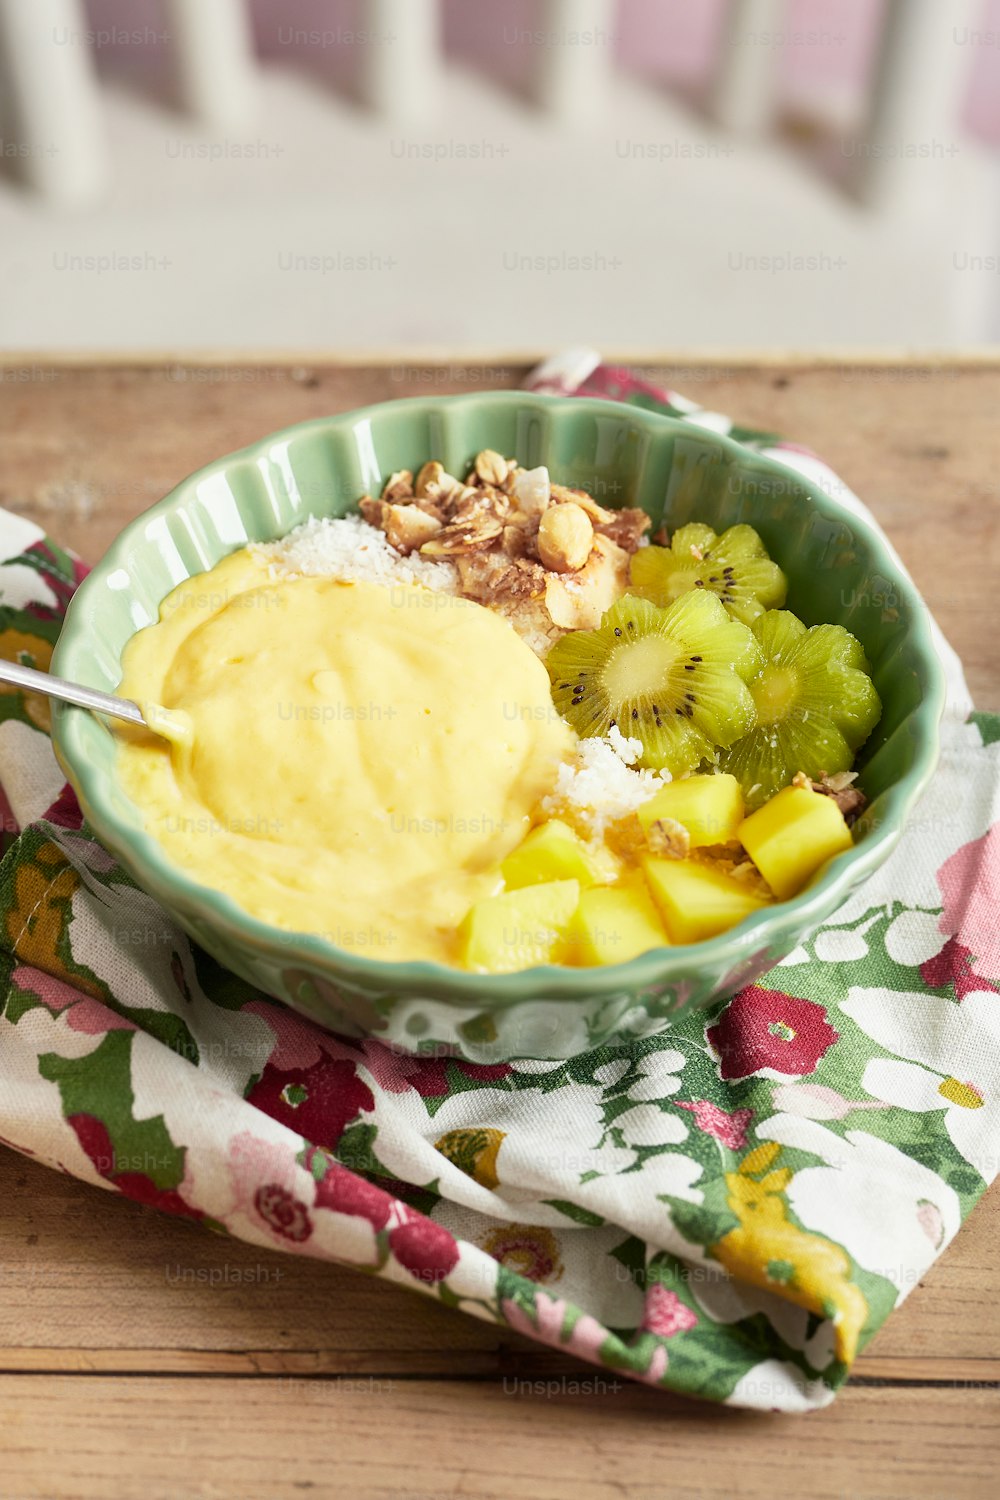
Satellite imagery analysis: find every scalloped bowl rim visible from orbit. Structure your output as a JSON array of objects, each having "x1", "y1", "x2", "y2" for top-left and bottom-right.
[{"x1": 51, "y1": 392, "x2": 946, "y2": 1007}]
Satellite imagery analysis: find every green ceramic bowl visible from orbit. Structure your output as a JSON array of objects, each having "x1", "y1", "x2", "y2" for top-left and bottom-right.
[{"x1": 51, "y1": 393, "x2": 945, "y2": 1061}]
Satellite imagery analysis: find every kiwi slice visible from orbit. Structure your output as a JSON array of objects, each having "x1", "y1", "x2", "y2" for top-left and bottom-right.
[
  {"x1": 546, "y1": 591, "x2": 760, "y2": 776},
  {"x1": 717, "y1": 609, "x2": 882, "y2": 809},
  {"x1": 630, "y1": 522, "x2": 787, "y2": 625}
]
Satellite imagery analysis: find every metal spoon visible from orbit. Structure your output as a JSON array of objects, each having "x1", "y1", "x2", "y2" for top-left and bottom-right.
[{"x1": 0, "y1": 659, "x2": 191, "y2": 744}]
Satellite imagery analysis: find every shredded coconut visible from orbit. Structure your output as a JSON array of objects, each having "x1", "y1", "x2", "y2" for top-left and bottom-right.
[
  {"x1": 606, "y1": 725, "x2": 644, "y2": 766},
  {"x1": 512, "y1": 465, "x2": 550, "y2": 514},
  {"x1": 542, "y1": 734, "x2": 669, "y2": 838},
  {"x1": 252, "y1": 514, "x2": 459, "y2": 593},
  {"x1": 511, "y1": 617, "x2": 561, "y2": 657}
]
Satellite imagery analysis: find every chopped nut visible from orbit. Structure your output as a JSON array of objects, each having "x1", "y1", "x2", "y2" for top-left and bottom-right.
[
  {"x1": 792, "y1": 770, "x2": 868, "y2": 827},
  {"x1": 382, "y1": 504, "x2": 442, "y2": 555},
  {"x1": 821, "y1": 770, "x2": 858, "y2": 793},
  {"x1": 726, "y1": 859, "x2": 772, "y2": 896},
  {"x1": 693, "y1": 844, "x2": 772, "y2": 896},
  {"x1": 832, "y1": 789, "x2": 868, "y2": 825},
  {"x1": 420, "y1": 512, "x2": 504, "y2": 556},
  {"x1": 359, "y1": 494, "x2": 388, "y2": 528},
  {"x1": 596, "y1": 507, "x2": 651, "y2": 554},
  {"x1": 361, "y1": 456, "x2": 654, "y2": 653},
  {"x1": 453, "y1": 485, "x2": 509, "y2": 525},
  {"x1": 646, "y1": 817, "x2": 691, "y2": 860},
  {"x1": 501, "y1": 522, "x2": 532, "y2": 559},
  {"x1": 551, "y1": 483, "x2": 614, "y2": 525},
  {"x1": 438, "y1": 470, "x2": 464, "y2": 500},
  {"x1": 511, "y1": 557, "x2": 549, "y2": 599},
  {"x1": 456, "y1": 551, "x2": 547, "y2": 602},
  {"x1": 381, "y1": 469, "x2": 413, "y2": 503},
  {"x1": 411, "y1": 462, "x2": 463, "y2": 511},
  {"x1": 414, "y1": 460, "x2": 444, "y2": 498},
  {"x1": 474, "y1": 449, "x2": 510, "y2": 488},
  {"x1": 360, "y1": 494, "x2": 442, "y2": 554},
  {"x1": 442, "y1": 484, "x2": 480, "y2": 519},
  {"x1": 537, "y1": 502, "x2": 594, "y2": 573},
  {"x1": 411, "y1": 494, "x2": 446, "y2": 523}
]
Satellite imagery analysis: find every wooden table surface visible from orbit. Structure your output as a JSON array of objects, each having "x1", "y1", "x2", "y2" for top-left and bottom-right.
[{"x1": 1, "y1": 356, "x2": 999, "y2": 1500}]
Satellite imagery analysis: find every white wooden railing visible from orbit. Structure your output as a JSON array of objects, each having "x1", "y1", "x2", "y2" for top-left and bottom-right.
[{"x1": 0, "y1": 0, "x2": 988, "y2": 209}]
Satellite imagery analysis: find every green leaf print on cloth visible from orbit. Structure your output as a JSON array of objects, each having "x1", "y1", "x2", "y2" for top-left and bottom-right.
[{"x1": 0, "y1": 370, "x2": 998, "y2": 1414}]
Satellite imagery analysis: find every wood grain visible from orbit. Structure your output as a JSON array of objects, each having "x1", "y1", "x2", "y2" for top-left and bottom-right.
[
  {"x1": 0, "y1": 359, "x2": 998, "y2": 1499},
  {"x1": 0, "y1": 359, "x2": 998, "y2": 702},
  {"x1": 3, "y1": 1378, "x2": 1000, "y2": 1500},
  {"x1": 2, "y1": 1151, "x2": 1000, "y2": 1382}
]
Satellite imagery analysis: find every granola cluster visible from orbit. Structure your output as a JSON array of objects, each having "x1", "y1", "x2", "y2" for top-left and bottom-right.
[
  {"x1": 792, "y1": 770, "x2": 868, "y2": 826},
  {"x1": 359, "y1": 451, "x2": 650, "y2": 649}
]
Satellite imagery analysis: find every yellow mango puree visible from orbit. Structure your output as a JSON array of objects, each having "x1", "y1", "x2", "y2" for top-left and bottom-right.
[{"x1": 115, "y1": 550, "x2": 574, "y2": 963}]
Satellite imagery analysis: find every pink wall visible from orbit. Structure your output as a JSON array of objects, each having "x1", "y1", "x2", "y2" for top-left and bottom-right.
[
  {"x1": 85, "y1": 0, "x2": 165, "y2": 68},
  {"x1": 442, "y1": 0, "x2": 543, "y2": 93},
  {"x1": 778, "y1": 0, "x2": 888, "y2": 117},
  {"x1": 249, "y1": 0, "x2": 362, "y2": 55},
  {"x1": 617, "y1": 0, "x2": 730, "y2": 88},
  {"x1": 81, "y1": 0, "x2": 998, "y2": 143},
  {"x1": 965, "y1": 0, "x2": 1000, "y2": 139}
]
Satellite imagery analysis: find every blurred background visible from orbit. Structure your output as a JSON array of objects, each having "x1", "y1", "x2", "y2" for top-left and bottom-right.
[{"x1": 1, "y1": 0, "x2": 998, "y2": 351}]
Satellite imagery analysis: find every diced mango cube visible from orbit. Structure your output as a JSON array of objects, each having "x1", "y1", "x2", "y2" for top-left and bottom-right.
[
  {"x1": 501, "y1": 819, "x2": 599, "y2": 891},
  {"x1": 572, "y1": 882, "x2": 669, "y2": 966},
  {"x1": 459, "y1": 879, "x2": 580, "y2": 973},
  {"x1": 638, "y1": 774, "x2": 744, "y2": 848},
  {"x1": 642, "y1": 857, "x2": 771, "y2": 945},
  {"x1": 738, "y1": 785, "x2": 854, "y2": 900}
]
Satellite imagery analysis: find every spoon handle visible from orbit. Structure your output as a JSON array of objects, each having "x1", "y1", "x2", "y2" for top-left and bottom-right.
[{"x1": 0, "y1": 657, "x2": 147, "y2": 728}]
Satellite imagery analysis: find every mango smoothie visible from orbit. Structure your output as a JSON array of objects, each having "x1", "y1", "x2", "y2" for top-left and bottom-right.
[
  {"x1": 112, "y1": 451, "x2": 875, "y2": 974},
  {"x1": 115, "y1": 549, "x2": 574, "y2": 964}
]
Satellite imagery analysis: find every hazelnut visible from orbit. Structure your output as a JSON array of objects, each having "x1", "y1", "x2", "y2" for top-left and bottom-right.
[{"x1": 537, "y1": 501, "x2": 594, "y2": 573}]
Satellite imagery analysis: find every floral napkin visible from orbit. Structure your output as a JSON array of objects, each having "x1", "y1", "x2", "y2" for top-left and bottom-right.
[{"x1": 1, "y1": 362, "x2": 998, "y2": 1412}]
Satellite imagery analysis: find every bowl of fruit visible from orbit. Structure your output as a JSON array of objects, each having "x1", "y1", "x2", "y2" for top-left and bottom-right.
[{"x1": 51, "y1": 392, "x2": 945, "y2": 1061}]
